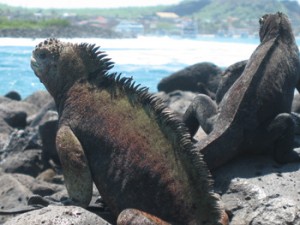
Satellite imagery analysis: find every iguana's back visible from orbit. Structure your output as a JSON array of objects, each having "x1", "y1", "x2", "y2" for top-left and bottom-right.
[{"x1": 61, "y1": 79, "x2": 220, "y2": 224}]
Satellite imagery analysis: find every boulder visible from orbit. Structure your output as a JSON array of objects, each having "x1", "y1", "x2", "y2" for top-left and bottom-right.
[
  {"x1": 3, "y1": 205, "x2": 111, "y2": 225},
  {"x1": 0, "y1": 119, "x2": 14, "y2": 150},
  {"x1": 0, "y1": 96, "x2": 14, "y2": 104},
  {"x1": 39, "y1": 118, "x2": 60, "y2": 166},
  {"x1": 0, "y1": 149, "x2": 43, "y2": 177},
  {"x1": 155, "y1": 91, "x2": 198, "y2": 116},
  {"x1": 0, "y1": 173, "x2": 33, "y2": 224},
  {"x1": 213, "y1": 155, "x2": 300, "y2": 225},
  {"x1": 24, "y1": 91, "x2": 53, "y2": 109},
  {"x1": 4, "y1": 91, "x2": 22, "y2": 101},
  {"x1": 157, "y1": 62, "x2": 222, "y2": 99},
  {"x1": 12, "y1": 173, "x2": 65, "y2": 197},
  {"x1": 0, "y1": 127, "x2": 41, "y2": 158},
  {"x1": 29, "y1": 100, "x2": 56, "y2": 127},
  {"x1": 292, "y1": 93, "x2": 300, "y2": 113},
  {"x1": 0, "y1": 100, "x2": 39, "y2": 128}
]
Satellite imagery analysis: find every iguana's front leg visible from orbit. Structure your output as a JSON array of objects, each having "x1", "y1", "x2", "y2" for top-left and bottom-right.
[
  {"x1": 183, "y1": 94, "x2": 218, "y2": 137},
  {"x1": 56, "y1": 125, "x2": 93, "y2": 207}
]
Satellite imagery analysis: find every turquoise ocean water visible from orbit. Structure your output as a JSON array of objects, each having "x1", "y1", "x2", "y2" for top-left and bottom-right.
[{"x1": 0, "y1": 36, "x2": 265, "y2": 98}]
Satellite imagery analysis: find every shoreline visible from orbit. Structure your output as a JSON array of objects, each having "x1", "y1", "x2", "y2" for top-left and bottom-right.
[{"x1": 0, "y1": 26, "x2": 122, "y2": 39}]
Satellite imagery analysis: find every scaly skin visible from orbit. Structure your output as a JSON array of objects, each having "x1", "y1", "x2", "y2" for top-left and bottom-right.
[
  {"x1": 31, "y1": 39, "x2": 228, "y2": 224},
  {"x1": 183, "y1": 12, "x2": 300, "y2": 170}
]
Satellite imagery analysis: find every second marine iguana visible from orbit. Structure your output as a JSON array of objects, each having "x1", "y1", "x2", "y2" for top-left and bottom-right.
[
  {"x1": 30, "y1": 39, "x2": 228, "y2": 224},
  {"x1": 183, "y1": 12, "x2": 300, "y2": 170},
  {"x1": 215, "y1": 60, "x2": 248, "y2": 104}
]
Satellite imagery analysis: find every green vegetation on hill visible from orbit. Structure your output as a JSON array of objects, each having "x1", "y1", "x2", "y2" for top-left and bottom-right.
[
  {"x1": 54, "y1": 6, "x2": 166, "y2": 18},
  {"x1": 193, "y1": 0, "x2": 286, "y2": 21},
  {"x1": 0, "y1": 17, "x2": 69, "y2": 29}
]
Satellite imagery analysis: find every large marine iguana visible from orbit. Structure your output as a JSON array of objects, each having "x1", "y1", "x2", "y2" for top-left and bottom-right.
[
  {"x1": 183, "y1": 12, "x2": 300, "y2": 170},
  {"x1": 30, "y1": 39, "x2": 228, "y2": 224}
]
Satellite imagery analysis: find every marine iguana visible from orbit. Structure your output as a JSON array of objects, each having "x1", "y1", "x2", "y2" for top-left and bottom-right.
[
  {"x1": 30, "y1": 39, "x2": 228, "y2": 224},
  {"x1": 215, "y1": 60, "x2": 248, "y2": 104},
  {"x1": 183, "y1": 12, "x2": 300, "y2": 170}
]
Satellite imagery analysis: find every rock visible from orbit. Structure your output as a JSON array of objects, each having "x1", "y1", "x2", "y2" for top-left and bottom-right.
[
  {"x1": 0, "y1": 173, "x2": 33, "y2": 208},
  {"x1": 157, "y1": 62, "x2": 222, "y2": 99},
  {"x1": 0, "y1": 173, "x2": 33, "y2": 224},
  {"x1": 36, "y1": 168, "x2": 58, "y2": 183},
  {"x1": 4, "y1": 91, "x2": 21, "y2": 101},
  {"x1": 12, "y1": 173, "x2": 65, "y2": 196},
  {"x1": 0, "y1": 149, "x2": 43, "y2": 177},
  {"x1": 213, "y1": 154, "x2": 300, "y2": 225},
  {"x1": 250, "y1": 196, "x2": 300, "y2": 225},
  {"x1": 223, "y1": 180, "x2": 300, "y2": 225},
  {"x1": 3, "y1": 205, "x2": 111, "y2": 225},
  {"x1": 39, "y1": 118, "x2": 60, "y2": 167},
  {"x1": 0, "y1": 100, "x2": 39, "y2": 128},
  {"x1": 30, "y1": 181, "x2": 63, "y2": 197},
  {"x1": 29, "y1": 100, "x2": 56, "y2": 127},
  {"x1": 4, "y1": 111, "x2": 27, "y2": 129},
  {"x1": 0, "y1": 119, "x2": 14, "y2": 150},
  {"x1": 0, "y1": 100, "x2": 39, "y2": 118},
  {"x1": 48, "y1": 189, "x2": 69, "y2": 203},
  {"x1": 29, "y1": 105, "x2": 60, "y2": 167},
  {"x1": 292, "y1": 93, "x2": 300, "y2": 113},
  {"x1": 0, "y1": 127, "x2": 41, "y2": 158},
  {"x1": 0, "y1": 96, "x2": 13, "y2": 104},
  {"x1": 156, "y1": 91, "x2": 207, "y2": 140},
  {"x1": 24, "y1": 91, "x2": 53, "y2": 109},
  {"x1": 156, "y1": 90, "x2": 198, "y2": 116}
]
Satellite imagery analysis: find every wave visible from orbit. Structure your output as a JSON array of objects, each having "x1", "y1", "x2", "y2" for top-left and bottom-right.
[{"x1": 0, "y1": 36, "x2": 258, "y2": 67}]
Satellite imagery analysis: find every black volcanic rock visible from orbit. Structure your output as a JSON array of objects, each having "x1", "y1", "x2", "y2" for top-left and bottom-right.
[
  {"x1": 4, "y1": 91, "x2": 21, "y2": 101},
  {"x1": 157, "y1": 62, "x2": 222, "y2": 99}
]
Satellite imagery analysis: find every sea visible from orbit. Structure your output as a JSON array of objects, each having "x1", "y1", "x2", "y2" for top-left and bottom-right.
[{"x1": 0, "y1": 36, "x2": 266, "y2": 98}]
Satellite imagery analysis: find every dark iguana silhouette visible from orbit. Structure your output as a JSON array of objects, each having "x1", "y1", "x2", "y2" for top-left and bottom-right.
[
  {"x1": 30, "y1": 39, "x2": 228, "y2": 224},
  {"x1": 183, "y1": 12, "x2": 300, "y2": 170},
  {"x1": 215, "y1": 60, "x2": 248, "y2": 104}
]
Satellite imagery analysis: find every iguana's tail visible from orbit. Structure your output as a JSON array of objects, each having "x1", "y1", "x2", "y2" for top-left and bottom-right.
[{"x1": 197, "y1": 124, "x2": 243, "y2": 170}]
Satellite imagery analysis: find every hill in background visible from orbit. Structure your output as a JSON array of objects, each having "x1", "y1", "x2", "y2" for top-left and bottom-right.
[
  {"x1": 164, "y1": 0, "x2": 300, "y2": 35},
  {"x1": 1, "y1": 0, "x2": 300, "y2": 37}
]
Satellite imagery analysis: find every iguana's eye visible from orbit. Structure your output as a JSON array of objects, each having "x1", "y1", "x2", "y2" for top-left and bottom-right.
[
  {"x1": 37, "y1": 49, "x2": 49, "y2": 59},
  {"x1": 40, "y1": 53, "x2": 47, "y2": 59}
]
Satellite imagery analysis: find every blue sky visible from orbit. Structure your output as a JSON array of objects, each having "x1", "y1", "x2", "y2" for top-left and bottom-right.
[{"x1": 0, "y1": 0, "x2": 181, "y2": 8}]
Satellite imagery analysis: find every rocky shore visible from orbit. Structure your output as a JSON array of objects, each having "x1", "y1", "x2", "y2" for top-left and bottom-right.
[
  {"x1": 0, "y1": 62, "x2": 300, "y2": 224},
  {"x1": 0, "y1": 26, "x2": 122, "y2": 39}
]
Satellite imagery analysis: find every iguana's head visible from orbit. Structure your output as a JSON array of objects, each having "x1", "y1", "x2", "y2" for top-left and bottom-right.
[
  {"x1": 31, "y1": 38, "x2": 113, "y2": 98},
  {"x1": 259, "y1": 12, "x2": 294, "y2": 43}
]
